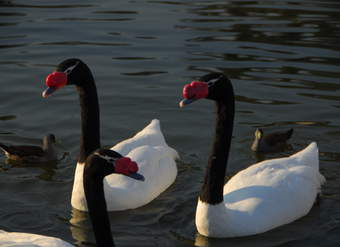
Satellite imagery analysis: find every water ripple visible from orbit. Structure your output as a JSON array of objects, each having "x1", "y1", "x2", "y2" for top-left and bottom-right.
[
  {"x1": 0, "y1": 0, "x2": 340, "y2": 246},
  {"x1": 39, "y1": 41, "x2": 130, "y2": 47}
]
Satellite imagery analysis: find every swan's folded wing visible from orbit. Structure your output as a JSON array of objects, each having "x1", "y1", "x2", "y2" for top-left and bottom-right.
[{"x1": 103, "y1": 145, "x2": 177, "y2": 211}]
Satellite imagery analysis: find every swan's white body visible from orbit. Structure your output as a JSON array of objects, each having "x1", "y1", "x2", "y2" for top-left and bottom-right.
[
  {"x1": 71, "y1": 119, "x2": 178, "y2": 211},
  {"x1": 196, "y1": 142, "x2": 325, "y2": 238},
  {"x1": 0, "y1": 230, "x2": 74, "y2": 247}
]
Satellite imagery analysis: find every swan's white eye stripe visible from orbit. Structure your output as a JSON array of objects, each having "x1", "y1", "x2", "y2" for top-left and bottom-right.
[
  {"x1": 94, "y1": 152, "x2": 118, "y2": 164},
  {"x1": 64, "y1": 61, "x2": 80, "y2": 74},
  {"x1": 207, "y1": 76, "x2": 222, "y2": 87}
]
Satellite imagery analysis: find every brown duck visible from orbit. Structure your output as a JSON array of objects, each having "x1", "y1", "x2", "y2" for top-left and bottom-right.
[
  {"x1": 0, "y1": 134, "x2": 57, "y2": 163},
  {"x1": 251, "y1": 128, "x2": 293, "y2": 152}
]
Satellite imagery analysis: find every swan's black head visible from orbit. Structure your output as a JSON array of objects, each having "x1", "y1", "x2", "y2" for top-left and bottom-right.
[
  {"x1": 179, "y1": 73, "x2": 232, "y2": 107},
  {"x1": 84, "y1": 148, "x2": 145, "y2": 181},
  {"x1": 42, "y1": 58, "x2": 93, "y2": 98}
]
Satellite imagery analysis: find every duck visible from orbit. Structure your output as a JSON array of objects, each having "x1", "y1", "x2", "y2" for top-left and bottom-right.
[
  {"x1": 179, "y1": 73, "x2": 325, "y2": 238},
  {"x1": 42, "y1": 58, "x2": 178, "y2": 211},
  {"x1": 251, "y1": 128, "x2": 294, "y2": 152},
  {"x1": 0, "y1": 148, "x2": 145, "y2": 246},
  {"x1": 0, "y1": 134, "x2": 57, "y2": 163}
]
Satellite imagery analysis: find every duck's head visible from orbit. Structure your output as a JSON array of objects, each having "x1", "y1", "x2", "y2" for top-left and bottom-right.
[
  {"x1": 251, "y1": 128, "x2": 264, "y2": 152},
  {"x1": 43, "y1": 134, "x2": 56, "y2": 144},
  {"x1": 42, "y1": 58, "x2": 92, "y2": 98},
  {"x1": 254, "y1": 128, "x2": 263, "y2": 141},
  {"x1": 84, "y1": 148, "x2": 145, "y2": 181},
  {"x1": 179, "y1": 73, "x2": 231, "y2": 107}
]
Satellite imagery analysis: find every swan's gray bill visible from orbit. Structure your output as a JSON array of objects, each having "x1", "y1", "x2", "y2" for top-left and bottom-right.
[
  {"x1": 179, "y1": 98, "x2": 197, "y2": 108},
  {"x1": 127, "y1": 172, "x2": 145, "y2": 181},
  {"x1": 42, "y1": 86, "x2": 57, "y2": 98}
]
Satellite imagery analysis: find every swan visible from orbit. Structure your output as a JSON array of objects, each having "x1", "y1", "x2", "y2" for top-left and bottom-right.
[
  {"x1": 0, "y1": 230, "x2": 74, "y2": 247},
  {"x1": 42, "y1": 58, "x2": 178, "y2": 211},
  {"x1": 179, "y1": 73, "x2": 325, "y2": 238},
  {"x1": 0, "y1": 134, "x2": 57, "y2": 163},
  {"x1": 0, "y1": 148, "x2": 145, "y2": 246},
  {"x1": 251, "y1": 128, "x2": 294, "y2": 152}
]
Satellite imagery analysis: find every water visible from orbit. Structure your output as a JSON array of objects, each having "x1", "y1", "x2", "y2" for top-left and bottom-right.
[{"x1": 0, "y1": 0, "x2": 340, "y2": 246}]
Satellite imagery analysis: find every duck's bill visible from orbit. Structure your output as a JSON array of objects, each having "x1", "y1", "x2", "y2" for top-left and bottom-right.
[
  {"x1": 127, "y1": 172, "x2": 145, "y2": 181},
  {"x1": 179, "y1": 98, "x2": 197, "y2": 108},
  {"x1": 42, "y1": 86, "x2": 57, "y2": 98}
]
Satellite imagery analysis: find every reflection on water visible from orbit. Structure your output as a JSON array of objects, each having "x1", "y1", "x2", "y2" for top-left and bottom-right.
[
  {"x1": 1, "y1": 159, "x2": 58, "y2": 181},
  {"x1": 69, "y1": 209, "x2": 92, "y2": 246},
  {"x1": 0, "y1": 0, "x2": 340, "y2": 246},
  {"x1": 0, "y1": 115, "x2": 16, "y2": 121}
]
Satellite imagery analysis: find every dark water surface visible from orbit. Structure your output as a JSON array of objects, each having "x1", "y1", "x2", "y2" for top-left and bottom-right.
[{"x1": 1, "y1": 0, "x2": 340, "y2": 246}]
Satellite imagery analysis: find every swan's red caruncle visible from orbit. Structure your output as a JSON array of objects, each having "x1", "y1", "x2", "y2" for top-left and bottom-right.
[
  {"x1": 45, "y1": 72, "x2": 68, "y2": 88},
  {"x1": 183, "y1": 81, "x2": 208, "y2": 99},
  {"x1": 115, "y1": 157, "x2": 139, "y2": 175}
]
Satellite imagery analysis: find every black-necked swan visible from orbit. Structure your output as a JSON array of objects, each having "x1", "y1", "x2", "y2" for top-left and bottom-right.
[
  {"x1": 0, "y1": 148, "x2": 145, "y2": 246},
  {"x1": 179, "y1": 73, "x2": 325, "y2": 238},
  {"x1": 251, "y1": 128, "x2": 294, "y2": 152},
  {"x1": 41, "y1": 58, "x2": 178, "y2": 211},
  {"x1": 0, "y1": 134, "x2": 57, "y2": 163}
]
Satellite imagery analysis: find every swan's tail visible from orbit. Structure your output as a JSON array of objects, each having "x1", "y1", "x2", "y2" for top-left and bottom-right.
[
  {"x1": 290, "y1": 142, "x2": 319, "y2": 169},
  {"x1": 111, "y1": 119, "x2": 179, "y2": 160},
  {"x1": 134, "y1": 119, "x2": 162, "y2": 138},
  {"x1": 291, "y1": 142, "x2": 325, "y2": 188},
  {"x1": 137, "y1": 119, "x2": 179, "y2": 160},
  {"x1": 167, "y1": 146, "x2": 179, "y2": 160}
]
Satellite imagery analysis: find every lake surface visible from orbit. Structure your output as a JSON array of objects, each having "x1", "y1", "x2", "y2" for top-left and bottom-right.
[{"x1": 0, "y1": 0, "x2": 340, "y2": 246}]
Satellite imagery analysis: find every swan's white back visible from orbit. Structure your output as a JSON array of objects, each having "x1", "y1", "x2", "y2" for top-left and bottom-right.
[
  {"x1": 0, "y1": 230, "x2": 74, "y2": 247},
  {"x1": 71, "y1": 119, "x2": 178, "y2": 211},
  {"x1": 196, "y1": 142, "x2": 325, "y2": 238}
]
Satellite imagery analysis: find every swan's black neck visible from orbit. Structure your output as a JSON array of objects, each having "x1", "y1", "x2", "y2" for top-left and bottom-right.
[
  {"x1": 77, "y1": 78, "x2": 101, "y2": 163},
  {"x1": 199, "y1": 80, "x2": 235, "y2": 204},
  {"x1": 83, "y1": 171, "x2": 115, "y2": 247}
]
